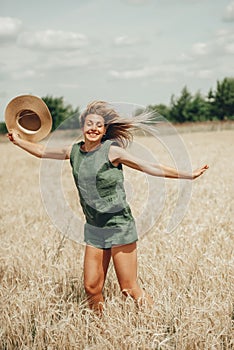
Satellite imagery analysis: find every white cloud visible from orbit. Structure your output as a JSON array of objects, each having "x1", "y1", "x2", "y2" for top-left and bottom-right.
[
  {"x1": 113, "y1": 35, "x2": 147, "y2": 47},
  {"x1": 223, "y1": 1, "x2": 234, "y2": 22},
  {"x1": 225, "y1": 43, "x2": 234, "y2": 54},
  {"x1": 36, "y1": 51, "x2": 101, "y2": 71},
  {"x1": 215, "y1": 28, "x2": 234, "y2": 54},
  {"x1": 176, "y1": 28, "x2": 234, "y2": 83},
  {"x1": 110, "y1": 67, "x2": 154, "y2": 79},
  {"x1": 0, "y1": 17, "x2": 22, "y2": 40},
  {"x1": 18, "y1": 30, "x2": 88, "y2": 50},
  {"x1": 192, "y1": 42, "x2": 209, "y2": 55},
  {"x1": 176, "y1": 53, "x2": 194, "y2": 63},
  {"x1": 11, "y1": 69, "x2": 38, "y2": 80},
  {"x1": 109, "y1": 64, "x2": 182, "y2": 80},
  {"x1": 216, "y1": 28, "x2": 230, "y2": 41},
  {"x1": 197, "y1": 69, "x2": 213, "y2": 79},
  {"x1": 216, "y1": 28, "x2": 234, "y2": 41},
  {"x1": 58, "y1": 83, "x2": 80, "y2": 89},
  {"x1": 189, "y1": 29, "x2": 234, "y2": 60}
]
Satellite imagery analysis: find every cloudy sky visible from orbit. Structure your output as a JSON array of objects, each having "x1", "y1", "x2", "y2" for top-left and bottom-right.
[{"x1": 0, "y1": 0, "x2": 233, "y2": 120}]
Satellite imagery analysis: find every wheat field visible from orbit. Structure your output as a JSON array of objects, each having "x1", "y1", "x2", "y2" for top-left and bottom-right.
[{"x1": 0, "y1": 128, "x2": 233, "y2": 350}]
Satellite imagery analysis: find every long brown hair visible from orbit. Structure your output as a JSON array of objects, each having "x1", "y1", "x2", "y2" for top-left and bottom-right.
[{"x1": 80, "y1": 100, "x2": 157, "y2": 148}]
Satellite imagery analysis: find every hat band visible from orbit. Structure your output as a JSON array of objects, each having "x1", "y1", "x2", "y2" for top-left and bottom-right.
[{"x1": 16, "y1": 110, "x2": 42, "y2": 135}]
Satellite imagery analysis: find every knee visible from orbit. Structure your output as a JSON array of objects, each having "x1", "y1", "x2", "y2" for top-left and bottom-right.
[{"x1": 84, "y1": 280, "x2": 103, "y2": 296}]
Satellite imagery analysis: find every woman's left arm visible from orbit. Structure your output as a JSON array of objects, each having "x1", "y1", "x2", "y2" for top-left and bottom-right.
[{"x1": 109, "y1": 146, "x2": 209, "y2": 180}]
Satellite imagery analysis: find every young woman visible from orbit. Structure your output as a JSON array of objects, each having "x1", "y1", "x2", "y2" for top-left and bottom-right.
[{"x1": 8, "y1": 100, "x2": 208, "y2": 312}]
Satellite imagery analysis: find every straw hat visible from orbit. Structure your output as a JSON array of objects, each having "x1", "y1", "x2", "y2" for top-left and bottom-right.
[{"x1": 5, "y1": 95, "x2": 52, "y2": 142}]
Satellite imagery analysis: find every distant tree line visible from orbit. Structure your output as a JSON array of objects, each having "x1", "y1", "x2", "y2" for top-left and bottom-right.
[
  {"x1": 148, "y1": 77, "x2": 234, "y2": 123},
  {"x1": 1, "y1": 77, "x2": 233, "y2": 135}
]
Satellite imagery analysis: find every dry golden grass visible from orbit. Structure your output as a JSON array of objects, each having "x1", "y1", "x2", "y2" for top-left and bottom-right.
[{"x1": 0, "y1": 128, "x2": 233, "y2": 349}]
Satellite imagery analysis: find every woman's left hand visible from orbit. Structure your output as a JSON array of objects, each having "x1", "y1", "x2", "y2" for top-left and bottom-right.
[{"x1": 192, "y1": 164, "x2": 209, "y2": 179}]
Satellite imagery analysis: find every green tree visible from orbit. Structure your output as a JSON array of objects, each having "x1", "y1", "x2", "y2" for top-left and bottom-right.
[
  {"x1": 207, "y1": 88, "x2": 216, "y2": 120},
  {"x1": 0, "y1": 122, "x2": 7, "y2": 134},
  {"x1": 169, "y1": 86, "x2": 193, "y2": 123},
  {"x1": 42, "y1": 95, "x2": 80, "y2": 131},
  {"x1": 147, "y1": 103, "x2": 171, "y2": 121},
  {"x1": 186, "y1": 91, "x2": 210, "y2": 122},
  {"x1": 211, "y1": 77, "x2": 234, "y2": 120}
]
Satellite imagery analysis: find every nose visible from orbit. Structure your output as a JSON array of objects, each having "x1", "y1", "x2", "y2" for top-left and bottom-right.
[{"x1": 91, "y1": 123, "x2": 98, "y2": 130}]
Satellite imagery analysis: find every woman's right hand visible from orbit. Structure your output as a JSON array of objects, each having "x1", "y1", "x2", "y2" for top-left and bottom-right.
[{"x1": 7, "y1": 131, "x2": 21, "y2": 145}]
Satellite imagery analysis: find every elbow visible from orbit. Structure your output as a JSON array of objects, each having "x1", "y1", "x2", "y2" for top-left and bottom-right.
[
  {"x1": 36, "y1": 152, "x2": 43, "y2": 159},
  {"x1": 31, "y1": 151, "x2": 43, "y2": 158},
  {"x1": 36, "y1": 145, "x2": 45, "y2": 158}
]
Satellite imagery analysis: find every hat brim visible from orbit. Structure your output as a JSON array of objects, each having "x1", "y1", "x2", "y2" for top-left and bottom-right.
[{"x1": 5, "y1": 95, "x2": 52, "y2": 142}]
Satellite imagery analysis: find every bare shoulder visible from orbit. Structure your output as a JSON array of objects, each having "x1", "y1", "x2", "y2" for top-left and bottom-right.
[
  {"x1": 109, "y1": 145, "x2": 140, "y2": 168},
  {"x1": 109, "y1": 144, "x2": 125, "y2": 156},
  {"x1": 109, "y1": 144, "x2": 151, "y2": 172},
  {"x1": 109, "y1": 145, "x2": 125, "y2": 166}
]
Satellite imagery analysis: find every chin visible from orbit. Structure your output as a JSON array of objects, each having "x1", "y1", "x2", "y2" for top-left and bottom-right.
[{"x1": 86, "y1": 134, "x2": 102, "y2": 142}]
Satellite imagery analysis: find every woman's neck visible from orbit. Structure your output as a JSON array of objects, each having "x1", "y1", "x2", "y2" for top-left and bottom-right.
[{"x1": 82, "y1": 140, "x2": 102, "y2": 152}]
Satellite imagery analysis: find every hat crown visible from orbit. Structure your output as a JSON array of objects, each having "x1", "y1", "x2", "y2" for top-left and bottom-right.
[{"x1": 17, "y1": 109, "x2": 42, "y2": 134}]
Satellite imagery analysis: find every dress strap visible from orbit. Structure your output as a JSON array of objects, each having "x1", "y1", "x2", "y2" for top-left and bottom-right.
[{"x1": 102, "y1": 140, "x2": 121, "y2": 163}]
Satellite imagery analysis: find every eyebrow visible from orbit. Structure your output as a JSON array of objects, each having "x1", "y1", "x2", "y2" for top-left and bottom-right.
[{"x1": 86, "y1": 119, "x2": 104, "y2": 124}]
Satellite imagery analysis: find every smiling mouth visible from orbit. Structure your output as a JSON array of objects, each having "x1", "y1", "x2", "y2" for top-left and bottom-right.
[{"x1": 88, "y1": 132, "x2": 99, "y2": 136}]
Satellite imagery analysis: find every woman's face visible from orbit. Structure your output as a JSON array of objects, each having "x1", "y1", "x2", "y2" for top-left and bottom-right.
[{"x1": 83, "y1": 114, "x2": 106, "y2": 143}]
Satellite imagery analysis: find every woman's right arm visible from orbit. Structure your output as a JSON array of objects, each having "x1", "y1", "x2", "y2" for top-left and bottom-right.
[{"x1": 8, "y1": 131, "x2": 72, "y2": 160}]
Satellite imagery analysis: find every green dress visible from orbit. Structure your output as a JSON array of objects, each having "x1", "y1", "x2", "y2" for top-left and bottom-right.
[{"x1": 70, "y1": 140, "x2": 138, "y2": 249}]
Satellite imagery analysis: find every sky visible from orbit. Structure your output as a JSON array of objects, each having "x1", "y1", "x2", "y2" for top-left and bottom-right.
[{"x1": 0, "y1": 0, "x2": 234, "y2": 121}]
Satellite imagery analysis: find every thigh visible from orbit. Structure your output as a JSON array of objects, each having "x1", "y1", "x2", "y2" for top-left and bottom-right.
[
  {"x1": 84, "y1": 245, "x2": 112, "y2": 287},
  {"x1": 111, "y1": 242, "x2": 138, "y2": 290}
]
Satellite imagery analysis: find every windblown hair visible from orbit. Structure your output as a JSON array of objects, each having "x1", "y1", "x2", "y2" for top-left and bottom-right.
[{"x1": 80, "y1": 100, "x2": 158, "y2": 148}]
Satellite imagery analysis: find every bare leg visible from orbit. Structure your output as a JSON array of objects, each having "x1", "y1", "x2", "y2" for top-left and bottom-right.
[
  {"x1": 83, "y1": 245, "x2": 111, "y2": 312},
  {"x1": 112, "y1": 242, "x2": 153, "y2": 307}
]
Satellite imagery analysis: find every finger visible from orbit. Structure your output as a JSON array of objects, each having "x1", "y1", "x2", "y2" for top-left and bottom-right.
[{"x1": 201, "y1": 166, "x2": 208, "y2": 174}]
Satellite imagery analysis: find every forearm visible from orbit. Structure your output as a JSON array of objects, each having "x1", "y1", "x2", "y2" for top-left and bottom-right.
[
  {"x1": 136, "y1": 161, "x2": 193, "y2": 179},
  {"x1": 153, "y1": 163, "x2": 193, "y2": 179},
  {"x1": 15, "y1": 138, "x2": 45, "y2": 158},
  {"x1": 11, "y1": 137, "x2": 70, "y2": 160}
]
